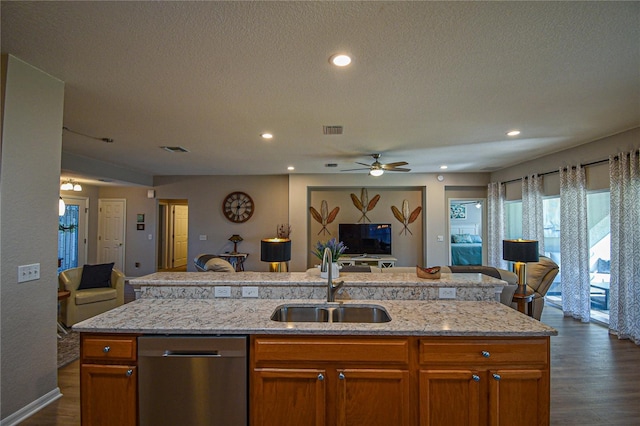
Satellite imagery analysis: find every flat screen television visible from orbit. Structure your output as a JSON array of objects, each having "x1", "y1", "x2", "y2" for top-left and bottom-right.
[{"x1": 338, "y1": 223, "x2": 392, "y2": 255}]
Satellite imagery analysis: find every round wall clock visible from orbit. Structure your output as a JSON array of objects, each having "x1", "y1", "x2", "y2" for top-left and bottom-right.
[{"x1": 222, "y1": 191, "x2": 254, "y2": 223}]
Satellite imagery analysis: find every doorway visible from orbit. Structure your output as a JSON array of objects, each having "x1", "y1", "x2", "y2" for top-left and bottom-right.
[
  {"x1": 448, "y1": 198, "x2": 485, "y2": 266},
  {"x1": 157, "y1": 200, "x2": 189, "y2": 271}
]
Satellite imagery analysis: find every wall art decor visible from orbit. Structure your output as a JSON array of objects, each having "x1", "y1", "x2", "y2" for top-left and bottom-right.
[
  {"x1": 309, "y1": 200, "x2": 340, "y2": 235},
  {"x1": 391, "y1": 200, "x2": 422, "y2": 235},
  {"x1": 350, "y1": 188, "x2": 380, "y2": 223},
  {"x1": 450, "y1": 203, "x2": 467, "y2": 219}
]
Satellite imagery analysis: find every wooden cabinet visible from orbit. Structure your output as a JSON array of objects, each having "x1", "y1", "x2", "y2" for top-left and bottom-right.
[
  {"x1": 80, "y1": 333, "x2": 138, "y2": 426},
  {"x1": 418, "y1": 337, "x2": 550, "y2": 426},
  {"x1": 251, "y1": 336, "x2": 411, "y2": 426}
]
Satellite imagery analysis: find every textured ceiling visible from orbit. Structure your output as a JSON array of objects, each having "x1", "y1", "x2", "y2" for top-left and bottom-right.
[{"x1": 2, "y1": 1, "x2": 639, "y2": 181}]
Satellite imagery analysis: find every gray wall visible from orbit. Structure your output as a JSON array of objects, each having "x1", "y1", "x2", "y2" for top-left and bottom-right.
[{"x1": 1, "y1": 55, "x2": 64, "y2": 421}]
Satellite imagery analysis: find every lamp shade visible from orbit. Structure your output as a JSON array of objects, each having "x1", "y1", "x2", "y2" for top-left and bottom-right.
[
  {"x1": 261, "y1": 238, "x2": 291, "y2": 262},
  {"x1": 503, "y1": 239, "x2": 539, "y2": 263}
]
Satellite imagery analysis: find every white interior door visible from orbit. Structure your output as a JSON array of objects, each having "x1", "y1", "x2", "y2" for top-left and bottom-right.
[
  {"x1": 98, "y1": 198, "x2": 126, "y2": 271},
  {"x1": 172, "y1": 204, "x2": 189, "y2": 268}
]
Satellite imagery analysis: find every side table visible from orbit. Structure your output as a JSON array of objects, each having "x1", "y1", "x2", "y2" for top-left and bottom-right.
[
  {"x1": 57, "y1": 290, "x2": 70, "y2": 337},
  {"x1": 512, "y1": 286, "x2": 535, "y2": 317}
]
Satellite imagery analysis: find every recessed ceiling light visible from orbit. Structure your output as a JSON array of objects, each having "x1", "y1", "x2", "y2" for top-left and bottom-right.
[
  {"x1": 506, "y1": 130, "x2": 521, "y2": 136},
  {"x1": 261, "y1": 133, "x2": 273, "y2": 139},
  {"x1": 287, "y1": 166, "x2": 295, "y2": 171},
  {"x1": 440, "y1": 165, "x2": 448, "y2": 170},
  {"x1": 330, "y1": 54, "x2": 351, "y2": 67}
]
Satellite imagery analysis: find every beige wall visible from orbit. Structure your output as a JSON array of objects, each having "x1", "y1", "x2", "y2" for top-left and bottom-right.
[
  {"x1": 308, "y1": 187, "x2": 424, "y2": 267},
  {"x1": 1, "y1": 55, "x2": 64, "y2": 421},
  {"x1": 492, "y1": 127, "x2": 640, "y2": 199}
]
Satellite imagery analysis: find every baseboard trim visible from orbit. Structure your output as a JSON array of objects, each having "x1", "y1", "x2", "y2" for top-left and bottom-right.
[{"x1": 0, "y1": 387, "x2": 62, "y2": 426}]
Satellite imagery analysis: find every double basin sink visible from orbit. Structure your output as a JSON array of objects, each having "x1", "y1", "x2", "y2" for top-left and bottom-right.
[{"x1": 271, "y1": 303, "x2": 391, "y2": 323}]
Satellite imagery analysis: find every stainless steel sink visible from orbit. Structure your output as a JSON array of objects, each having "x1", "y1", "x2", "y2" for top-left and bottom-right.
[
  {"x1": 270, "y1": 304, "x2": 331, "y2": 322},
  {"x1": 330, "y1": 305, "x2": 391, "y2": 323},
  {"x1": 270, "y1": 304, "x2": 391, "y2": 323}
]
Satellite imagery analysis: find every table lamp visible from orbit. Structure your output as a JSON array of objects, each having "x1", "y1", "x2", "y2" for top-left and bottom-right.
[
  {"x1": 228, "y1": 234, "x2": 243, "y2": 254},
  {"x1": 261, "y1": 238, "x2": 291, "y2": 272},
  {"x1": 503, "y1": 239, "x2": 539, "y2": 289}
]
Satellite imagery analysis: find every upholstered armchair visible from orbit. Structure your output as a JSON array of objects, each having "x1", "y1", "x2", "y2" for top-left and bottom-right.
[
  {"x1": 441, "y1": 265, "x2": 518, "y2": 306},
  {"x1": 58, "y1": 265, "x2": 125, "y2": 327},
  {"x1": 517, "y1": 256, "x2": 559, "y2": 320}
]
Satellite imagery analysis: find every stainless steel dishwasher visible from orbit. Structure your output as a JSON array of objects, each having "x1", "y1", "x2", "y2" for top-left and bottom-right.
[{"x1": 138, "y1": 335, "x2": 247, "y2": 426}]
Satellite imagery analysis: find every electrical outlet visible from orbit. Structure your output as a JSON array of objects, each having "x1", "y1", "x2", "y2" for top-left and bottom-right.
[
  {"x1": 18, "y1": 263, "x2": 40, "y2": 283},
  {"x1": 242, "y1": 286, "x2": 259, "y2": 298},
  {"x1": 437, "y1": 235, "x2": 444, "y2": 242},
  {"x1": 199, "y1": 235, "x2": 207, "y2": 241},
  {"x1": 439, "y1": 287, "x2": 456, "y2": 299},
  {"x1": 214, "y1": 286, "x2": 231, "y2": 298}
]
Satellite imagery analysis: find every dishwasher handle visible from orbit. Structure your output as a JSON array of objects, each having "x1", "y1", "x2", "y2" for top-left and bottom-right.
[{"x1": 163, "y1": 350, "x2": 222, "y2": 358}]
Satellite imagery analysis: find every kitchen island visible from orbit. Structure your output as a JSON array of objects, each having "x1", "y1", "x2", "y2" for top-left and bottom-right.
[
  {"x1": 75, "y1": 295, "x2": 555, "y2": 426},
  {"x1": 75, "y1": 270, "x2": 556, "y2": 426}
]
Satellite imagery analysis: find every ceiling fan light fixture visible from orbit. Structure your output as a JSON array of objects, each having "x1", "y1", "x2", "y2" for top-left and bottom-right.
[{"x1": 369, "y1": 168, "x2": 384, "y2": 177}]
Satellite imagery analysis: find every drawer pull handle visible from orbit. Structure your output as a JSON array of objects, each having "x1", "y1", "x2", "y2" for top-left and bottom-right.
[
  {"x1": 481, "y1": 350, "x2": 490, "y2": 358},
  {"x1": 317, "y1": 374, "x2": 324, "y2": 381},
  {"x1": 472, "y1": 374, "x2": 480, "y2": 382},
  {"x1": 492, "y1": 373, "x2": 501, "y2": 381},
  {"x1": 126, "y1": 369, "x2": 133, "y2": 377},
  {"x1": 338, "y1": 372, "x2": 345, "y2": 380},
  {"x1": 103, "y1": 346, "x2": 111, "y2": 353}
]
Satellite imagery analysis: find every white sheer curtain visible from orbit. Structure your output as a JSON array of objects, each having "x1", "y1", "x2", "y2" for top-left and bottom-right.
[
  {"x1": 560, "y1": 165, "x2": 591, "y2": 322},
  {"x1": 609, "y1": 150, "x2": 640, "y2": 345},
  {"x1": 487, "y1": 182, "x2": 507, "y2": 269},
  {"x1": 522, "y1": 174, "x2": 545, "y2": 254}
]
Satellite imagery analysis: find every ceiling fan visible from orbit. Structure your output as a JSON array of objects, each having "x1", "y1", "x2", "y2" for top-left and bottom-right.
[{"x1": 342, "y1": 153, "x2": 411, "y2": 176}]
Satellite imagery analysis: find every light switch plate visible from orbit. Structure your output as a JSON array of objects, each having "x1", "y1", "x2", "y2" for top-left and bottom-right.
[
  {"x1": 214, "y1": 286, "x2": 231, "y2": 298},
  {"x1": 18, "y1": 263, "x2": 40, "y2": 283},
  {"x1": 439, "y1": 288, "x2": 456, "y2": 299},
  {"x1": 242, "y1": 286, "x2": 259, "y2": 298}
]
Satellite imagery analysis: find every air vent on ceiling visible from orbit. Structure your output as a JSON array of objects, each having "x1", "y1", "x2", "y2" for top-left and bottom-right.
[
  {"x1": 161, "y1": 146, "x2": 189, "y2": 153},
  {"x1": 325, "y1": 163, "x2": 338, "y2": 168},
  {"x1": 323, "y1": 125, "x2": 343, "y2": 135}
]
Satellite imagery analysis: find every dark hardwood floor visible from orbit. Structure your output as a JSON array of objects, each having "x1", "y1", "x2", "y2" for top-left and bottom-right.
[{"x1": 20, "y1": 306, "x2": 640, "y2": 425}]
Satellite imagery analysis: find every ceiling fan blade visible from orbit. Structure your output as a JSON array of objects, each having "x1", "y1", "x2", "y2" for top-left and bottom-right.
[
  {"x1": 354, "y1": 162, "x2": 372, "y2": 167},
  {"x1": 341, "y1": 167, "x2": 370, "y2": 172},
  {"x1": 382, "y1": 161, "x2": 408, "y2": 169},
  {"x1": 388, "y1": 168, "x2": 411, "y2": 172}
]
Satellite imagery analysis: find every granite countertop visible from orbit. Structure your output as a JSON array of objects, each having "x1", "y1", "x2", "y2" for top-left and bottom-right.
[
  {"x1": 73, "y1": 298, "x2": 557, "y2": 337},
  {"x1": 130, "y1": 271, "x2": 505, "y2": 288}
]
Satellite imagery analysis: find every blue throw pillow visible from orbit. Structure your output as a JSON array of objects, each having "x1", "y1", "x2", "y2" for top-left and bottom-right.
[
  {"x1": 452, "y1": 234, "x2": 473, "y2": 243},
  {"x1": 78, "y1": 263, "x2": 114, "y2": 290}
]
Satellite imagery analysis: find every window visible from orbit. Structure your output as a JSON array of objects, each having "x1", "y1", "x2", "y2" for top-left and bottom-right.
[
  {"x1": 587, "y1": 191, "x2": 610, "y2": 320},
  {"x1": 504, "y1": 201, "x2": 522, "y2": 240}
]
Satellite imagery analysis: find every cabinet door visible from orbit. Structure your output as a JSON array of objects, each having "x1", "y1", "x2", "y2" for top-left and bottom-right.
[
  {"x1": 252, "y1": 368, "x2": 326, "y2": 426},
  {"x1": 81, "y1": 364, "x2": 137, "y2": 426},
  {"x1": 419, "y1": 369, "x2": 482, "y2": 426},
  {"x1": 488, "y1": 369, "x2": 548, "y2": 426},
  {"x1": 337, "y1": 368, "x2": 411, "y2": 426}
]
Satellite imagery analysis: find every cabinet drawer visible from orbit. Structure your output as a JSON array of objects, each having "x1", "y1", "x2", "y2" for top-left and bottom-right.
[
  {"x1": 253, "y1": 336, "x2": 409, "y2": 364},
  {"x1": 81, "y1": 334, "x2": 138, "y2": 363},
  {"x1": 419, "y1": 337, "x2": 548, "y2": 365}
]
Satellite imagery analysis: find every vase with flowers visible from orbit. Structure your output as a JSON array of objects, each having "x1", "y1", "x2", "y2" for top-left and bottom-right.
[{"x1": 311, "y1": 238, "x2": 347, "y2": 279}]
